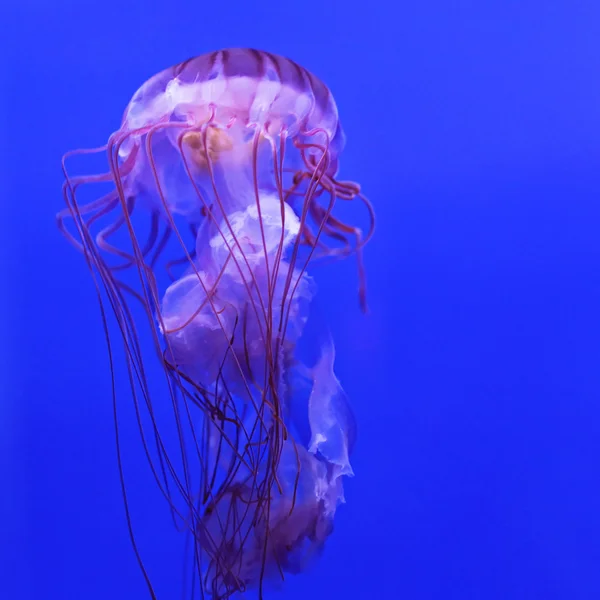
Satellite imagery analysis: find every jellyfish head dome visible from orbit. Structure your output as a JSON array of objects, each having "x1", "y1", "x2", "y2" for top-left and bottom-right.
[{"x1": 117, "y1": 49, "x2": 348, "y2": 220}]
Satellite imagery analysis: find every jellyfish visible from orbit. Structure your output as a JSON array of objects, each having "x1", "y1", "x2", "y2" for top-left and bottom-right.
[{"x1": 58, "y1": 48, "x2": 374, "y2": 598}]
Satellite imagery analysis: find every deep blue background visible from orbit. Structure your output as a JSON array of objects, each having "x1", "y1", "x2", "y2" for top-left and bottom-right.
[{"x1": 3, "y1": 1, "x2": 600, "y2": 598}]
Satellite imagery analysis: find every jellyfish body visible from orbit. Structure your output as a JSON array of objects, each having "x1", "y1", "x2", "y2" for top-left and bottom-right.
[{"x1": 59, "y1": 49, "x2": 374, "y2": 598}]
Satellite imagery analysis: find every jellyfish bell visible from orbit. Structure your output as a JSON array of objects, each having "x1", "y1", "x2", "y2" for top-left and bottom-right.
[
  {"x1": 112, "y1": 49, "x2": 348, "y2": 227},
  {"x1": 59, "y1": 48, "x2": 374, "y2": 598},
  {"x1": 119, "y1": 49, "x2": 345, "y2": 163}
]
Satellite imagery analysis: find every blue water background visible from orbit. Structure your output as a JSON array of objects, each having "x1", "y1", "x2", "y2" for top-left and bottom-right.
[{"x1": 3, "y1": 1, "x2": 600, "y2": 598}]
